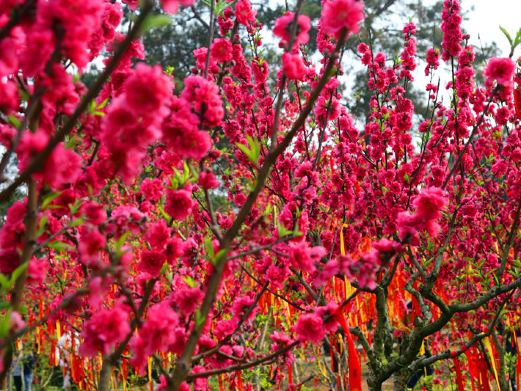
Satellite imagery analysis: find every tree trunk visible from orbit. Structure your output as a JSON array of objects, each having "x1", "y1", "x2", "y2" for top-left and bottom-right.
[
  {"x1": 492, "y1": 332, "x2": 510, "y2": 391},
  {"x1": 367, "y1": 372, "x2": 383, "y2": 391},
  {"x1": 393, "y1": 369, "x2": 410, "y2": 391},
  {"x1": 368, "y1": 381, "x2": 383, "y2": 391},
  {"x1": 98, "y1": 359, "x2": 112, "y2": 391}
]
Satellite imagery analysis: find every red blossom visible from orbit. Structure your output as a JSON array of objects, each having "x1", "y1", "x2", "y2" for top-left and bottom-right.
[
  {"x1": 80, "y1": 306, "x2": 130, "y2": 357},
  {"x1": 320, "y1": 0, "x2": 364, "y2": 37},
  {"x1": 295, "y1": 313, "x2": 324, "y2": 344},
  {"x1": 165, "y1": 188, "x2": 194, "y2": 221},
  {"x1": 484, "y1": 57, "x2": 515, "y2": 87},
  {"x1": 273, "y1": 12, "x2": 311, "y2": 48}
]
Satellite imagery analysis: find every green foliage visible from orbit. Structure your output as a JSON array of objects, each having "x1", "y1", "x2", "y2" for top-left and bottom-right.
[
  {"x1": 237, "y1": 135, "x2": 261, "y2": 164},
  {"x1": 141, "y1": 13, "x2": 172, "y2": 32},
  {"x1": 500, "y1": 25, "x2": 521, "y2": 55}
]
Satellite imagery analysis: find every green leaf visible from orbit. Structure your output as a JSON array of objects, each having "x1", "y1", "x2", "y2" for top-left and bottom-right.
[
  {"x1": 277, "y1": 223, "x2": 293, "y2": 238},
  {"x1": 183, "y1": 161, "x2": 191, "y2": 182},
  {"x1": 160, "y1": 261, "x2": 169, "y2": 276},
  {"x1": 0, "y1": 274, "x2": 11, "y2": 290},
  {"x1": 88, "y1": 99, "x2": 96, "y2": 114},
  {"x1": 97, "y1": 98, "x2": 109, "y2": 110},
  {"x1": 237, "y1": 136, "x2": 260, "y2": 164},
  {"x1": 157, "y1": 204, "x2": 170, "y2": 220},
  {"x1": 237, "y1": 143, "x2": 254, "y2": 162},
  {"x1": 292, "y1": 228, "x2": 303, "y2": 238},
  {"x1": 10, "y1": 262, "x2": 28, "y2": 285},
  {"x1": 36, "y1": 216, "x2": 48, "y2": 237},
  {"x1": 515, "y1": 28, "x2": 521, "y2": 46},
  {"x1": 183, "y1": 276, "x2": 197, "y2": 288},
  {"x1": 141, "y1": 14, "x2": 172, "y2": 32},
  {"x1": 48, "y1": 241, "x2": 73, "y2": 251},
  {"x1": 70, "y1": 217, "x2": 85, "y2": 228},
  {"x1": 170, "y1": 162, "x2": 193, "y2": 189},
  {"x1": 195, "y1": 310, "x2": 206, "y2": 328},
  {"x1": 214, "y1": 249, "x2": 228, "y2": 264},
  {"x1": 114, "y1": 231, "x2": 130, "y2": 253},
  {"x1": 7, "y1": 115, "x2": 20, "y2": 128},
  {"x1": 500, "y1": 26, "x2": 513, "y2": 46},
  {"x1": 68, "y1": 199, "x2": 83, "y2": 215},
  {"x1": 215, "y1": 0, "x2": 234, "y2": 16},
  {"x1": 204, "y1": 237, "x2": 215, "y2": 260},
  {"x1": 41, "y1": 191, "x2": 63, "y2": 210},
  {"x1": 0, "y1": 313, "x2": 11, "y2": 339}
]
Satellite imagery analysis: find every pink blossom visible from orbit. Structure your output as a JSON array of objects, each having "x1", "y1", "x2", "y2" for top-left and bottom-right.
[
  {"x1": 425, "y1": 48, "x2": 440, "y2": 76},
  {"x1": 346, "y1": 251, "x2": 381, "y2": 290},
  {"x1": 198, "y1": 170, "x2": 219, "y2": 190},
  {"x1": 397, "y1": 187, "x2": 447, "y2": 243},
  {"x1": 10, "y1": 311, "x2": 25, "y2": 332},
  {"x1": 80, "y1": 306, "x2": 130, "y2": 356},
  {"x1": 28, "y1": 257, "x2": 48, "y2": 285},
  {"x1": 182, "y1": 75, "x2": 224, "y2": 128},
  {"x1": 0, "y1": 80, "x2": 19, "y2": 113},
  {"x1": 80, "y1": 202, "x2": 107, "y2": 225},
  {"x1": 0, "y1": 248, "x2": 21, "y2": 275},
  {"x1": 124, "y1": 64, "x2": 172, "y2": 116},
  {"x1": 0, "y1": 38, "x2": 19, "y2": 77},
  {"x1": 320, "y1": 0, "x2": 364, "y2": 37},
  {"x1": 484, "y1": 57, "x2": 515, "y2": 87},
  {"x1": 161, "y1": 0, "x2": 195, "y2": 14},
  {"x1": 211, "y1": 38, "x2": 233, "y2": 63},
  {"x1": 316, "y1": 303, "x2": 339, "y2": 332},
  {"x1": 19, "y1": 30, "x2": 54, "y2": 76},
  {"x1": 171, "y1": 286, "x2": 204, "y2": 316},
  {"x1": 139, "y1": 301, "x2": 179, "y2": 354},
  {"x1": 165, "y1": 189, "x2": 194, "y2": 220},
  {"x1": 273, "y1": 12, "x2": 311, "y2": 47},
  {"x1": 295, "y1": 313, "x2": 324, "y2": 344},
  {"x1": 122, "y1": 0, "x2": 139, "y2": 10},
  {"x1": 139, "y1": 250, "x2": 165, "y2": 277},
  {"x1": 144, "y1": 220, "x2": 171, "y2": 249},
  {"x1": 140, "y1": 178, "x2": 164, "y2": 202},
  {"x1": 162, "y1": 98, "x2": 212, "y2": 160},
  {"x1": 288, "y1": 241, "x2": 327, "y2": 273},
  {"x1": 270, "y1": 331, "x2": 295, "y2": 364},
  {"x1": 440, "y1": 0, "x2": 462, "y2": 61},
  {"x1": 282, "y1": 52, "x2": 308, "y2": 81},
  {"x1": 78, "y1": 229, "x2": 106, "y2": 266},
  {"x1": 373, "y1": 239, "x2": 402, "y2": 255},
  {"x1": 41, "y1": 144, "x2": 82, "y2": 190},
  {"x1": 235, "y1": 0, "x2": 256, "y2": 26},
  {"x1": 232, "y1": 296, "x2": 257, "y2": 322},
  {"x1": 38, "y1": 0, "x2": 105, "y2": 68},
  {"x1": 101, "y1": 64, "x2": 172, "y2": 181}
]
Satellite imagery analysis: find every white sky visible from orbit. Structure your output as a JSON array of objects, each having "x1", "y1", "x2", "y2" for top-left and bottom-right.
[{"x1": 463, "y1": 0, "x2": 521, "y2": 57}]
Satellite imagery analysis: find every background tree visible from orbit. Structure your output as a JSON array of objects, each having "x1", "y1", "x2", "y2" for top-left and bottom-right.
[{"x1": 0, "y1": 2, "x2": 519, "y2": 391}]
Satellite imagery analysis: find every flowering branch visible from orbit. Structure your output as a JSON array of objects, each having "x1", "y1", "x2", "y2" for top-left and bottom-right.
[
  {"x1": 0, "y1": 0, "x2": 155, "y2": 203},
  {"x1": 170, "y1": 28, "x2": 349, "y2": 391}
]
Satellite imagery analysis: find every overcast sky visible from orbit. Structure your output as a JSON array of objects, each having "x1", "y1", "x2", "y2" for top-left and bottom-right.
[{"x1": 460, "y1": 1, "x2": 520, "y2": 57}]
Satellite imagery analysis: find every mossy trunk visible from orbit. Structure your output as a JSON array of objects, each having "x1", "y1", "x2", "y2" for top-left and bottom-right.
[
  {"x1": 98, "y1": 359, "x2": 112, "y2": 391},
  {"x1": 393, "y1": 369, "x2": 411, "y2": 391},
  {"x1": 367, "y1": 370, "x2": 383, "y2": 391}
]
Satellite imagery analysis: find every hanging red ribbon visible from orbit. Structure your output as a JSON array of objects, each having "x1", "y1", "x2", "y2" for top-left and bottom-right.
[
  {"x1": 335, "y1": 311, "x2": 362, "y2": 391},
  {"x1": 453, "y1": 356, "x2": 465, "y2": 391}
]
